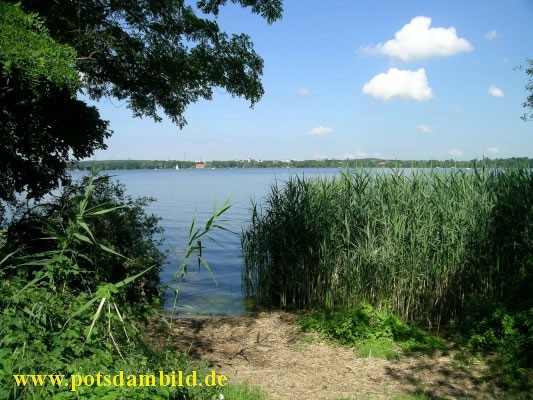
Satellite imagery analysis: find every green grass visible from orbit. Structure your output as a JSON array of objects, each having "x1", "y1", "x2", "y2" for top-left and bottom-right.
[
  {"x1": 217, "y1": 384, "x2": 269, "y2": 400},
  {"x1": 355, "y1": 337, "x2": 398, "y2": 359},
  {"x1": 392, "y1": 392, "x2": 428, "y2": 400}
]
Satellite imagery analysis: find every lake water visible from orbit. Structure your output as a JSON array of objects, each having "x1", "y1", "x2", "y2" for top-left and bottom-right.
[{"x1": 72, "y1": 168, "x2": 343, "y2": 315}]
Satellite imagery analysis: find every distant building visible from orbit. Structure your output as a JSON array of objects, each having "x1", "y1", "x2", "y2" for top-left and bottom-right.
[{"x1": 195, "y1": 162, "x2": 205, "y2": 169}]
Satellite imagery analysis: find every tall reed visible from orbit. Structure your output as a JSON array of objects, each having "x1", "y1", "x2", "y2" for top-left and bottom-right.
[{"x1": 242, "y1": 167, "x2": 532, "y2": 325}]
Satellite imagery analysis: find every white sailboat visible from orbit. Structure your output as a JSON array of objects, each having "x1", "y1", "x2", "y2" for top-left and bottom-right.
[{"x1": 175, "y1": 164, "x2": 180, "y2": 170}]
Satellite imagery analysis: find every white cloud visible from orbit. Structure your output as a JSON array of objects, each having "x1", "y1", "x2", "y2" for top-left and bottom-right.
[
  {"x1": 307, "y1": 126, "x2": 333, "y2": 136},
  {"x1": 371, "y1": 152, "x2": 382, "y2": 158},
  {"x1": 449, "y1": 148, "x2": 463, "y2": 157},
  {"x1": 488, "y1": 86, "x2": 504, "y2": 98},
  {"x1": 355, "y1": 150, "x2": 367, "y2": 158},
  {"x1": 484, "y1": 30, "x2": 498, "y2": 41},
  {"x1": 362, "y1": 68, "x2": 434, "y2": 101},
  {"x1": 298, "y1": 87, "x2": 311, "y2": 96},
  {"x1": 343, "y1": 154, "x2": 355, "y2": 159},
  {"x1": 486, "y1": 146, "x2": 500, "y2": 154},
  {"x1": 418, "y1": 124, "x2": 434, "y2": 134},
  {"x1": 363, "y1": 16, "x2": 473, "y2": 62}
]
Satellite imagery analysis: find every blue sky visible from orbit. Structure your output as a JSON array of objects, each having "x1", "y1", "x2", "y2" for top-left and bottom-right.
[{"x1": 90, "y1": 0, "x2": 532, "y2": 161}]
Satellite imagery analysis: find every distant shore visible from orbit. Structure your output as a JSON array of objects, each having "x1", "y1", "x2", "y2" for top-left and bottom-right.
[{"x1": 69, "y1": 157, "x2": 532, "y2": 171}]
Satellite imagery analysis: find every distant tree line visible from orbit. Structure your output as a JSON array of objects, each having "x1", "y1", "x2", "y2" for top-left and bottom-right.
[
  {"x1": 69, "y1": 160, "x2": 197, "y2": 170},
  {"x1": 70, "y1": 157, "x2": 533, "y2": 171}
]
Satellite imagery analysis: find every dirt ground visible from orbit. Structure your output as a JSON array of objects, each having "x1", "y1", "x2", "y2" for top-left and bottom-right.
[{"x1": 148, "y1": 312, "x2": 507, "y2": 400}]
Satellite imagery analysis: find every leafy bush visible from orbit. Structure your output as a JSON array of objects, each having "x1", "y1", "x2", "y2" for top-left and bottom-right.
[
  {"x1": 5, "y1": 173, "x2": 165, "y2": 304},
  {"x1": 0, "y1": 172, "x2": 175, "y2": 398},
  {"x1": 0, "y1": 278, "x2": 250, "y2": 399},
  {"x1": 457, "y1": 304, "x2": 533, "y2": 391},
  {"x1": 0, "y1": 277, "x2": 187, "y2": 399},
  {"x1": 299, "y1": 302, "x2": 445, "y2": 358}
]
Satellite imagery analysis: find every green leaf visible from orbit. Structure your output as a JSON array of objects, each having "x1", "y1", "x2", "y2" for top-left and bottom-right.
[
  {"x1": 99, "y1": 244, "x2": 128, "y2": 259},
  {"x1": 88, "y1": 205, "x2": 128, "y2": 216},
  {"x1": 0, "y1": 250, "x2": 17, "y2": 267},
  {"x1": 113, "y1": 265, "x2": 155, "y2": 289},
  {"x1": 73, "y1": 232, "x2": 93, "y2": 245},
  {"x1": 77, "y1": 221, "x2": 96, "y2": 243}
]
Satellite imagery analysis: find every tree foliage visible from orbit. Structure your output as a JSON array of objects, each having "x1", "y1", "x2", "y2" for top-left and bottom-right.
[
  {"x1": 522, "y1": 58, "x2": 533, "y2": 121},
  {"x1": 0, "y1": 2, "x2": 112, "y2": 202},
  {"x1": 0, "y1": 0, "x2": 283, "y2": 203},
  {"x1": 13, "y1": 0, "x2": 283, "y2": 127},
  {"x1": 0, "y1": 2, "x2": 79, "y2": 89},
  {"x1": 0, "y1": 72, "x2": 112, "y2": 202}
]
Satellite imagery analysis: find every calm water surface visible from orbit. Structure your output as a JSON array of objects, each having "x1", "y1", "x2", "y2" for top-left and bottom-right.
[{"x1": 73, "y1": 168, "x2": 343, "y2": 315}]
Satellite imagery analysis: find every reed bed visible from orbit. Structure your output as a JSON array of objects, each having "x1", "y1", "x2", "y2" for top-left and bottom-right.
[{"x1": 242, "y1": 167, "x2": 532, "y2": 325}]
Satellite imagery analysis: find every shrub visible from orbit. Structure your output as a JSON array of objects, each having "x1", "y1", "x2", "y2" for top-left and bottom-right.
[
  {"x1": 299, "y1": 302, "x2": 445, "y2": 357},
  {"x1": 4, "y1": 173, "x2": 165, "y2": 304}
]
